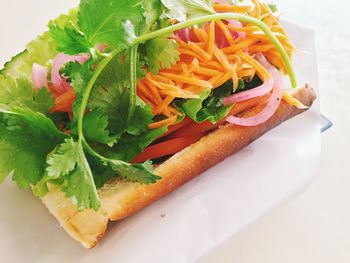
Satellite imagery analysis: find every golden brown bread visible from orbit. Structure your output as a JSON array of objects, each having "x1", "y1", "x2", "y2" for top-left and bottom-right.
[{"x1": 41, "y1": 84, "x2": 317, "y2": 248}]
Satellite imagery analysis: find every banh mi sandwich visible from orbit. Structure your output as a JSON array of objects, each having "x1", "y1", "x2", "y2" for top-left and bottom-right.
[{"x1": 0, "y1": 0, "x2": 316, "y2": 248}]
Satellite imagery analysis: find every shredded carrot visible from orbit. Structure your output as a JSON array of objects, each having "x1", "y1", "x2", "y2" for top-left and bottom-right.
[
  {"x1": 151, "y1": 74, "x2": 175, "y2": 85},
  {"x1": 249, "y1": 44, "x2": 274, "y2": 53},
  {"x1": 188, "y1": 42, "x2": 212, "y2": 61},
  {"x1": 222, "y1": 39, "x2": 257, "y2": 54},
  {"x1": 159, "y1": 72, "x2": 212, "y2": 89},
  {"x1": 207, "y1": 21, "x2": 215, "y2": 57},
  {"x1": 159, "y1": 89, "x2": 198, "y2": 99},
  {"x1": 213, "y1": 46, "x2": 232, "y2": 71},
  {"x1": 178, "y1": 48, "x2": 208, "y2": 62},
  {"x1": 216, "y1": 20, "x2": 235, "y2": 46},
  {"x1": 168, "y1": 106, "x2": 183, "y2": 116},
  {"x1": 231, "y1": 67, "x2": 239, "y2": 91},
  {"x1": 212, "y1": 71, "x2": 232, "y2": 88},
  {"x1": 137, "y1": 81, "x2": 159, "y2": 105},
  {"x1": 130, "y1": 0, "x2": 295, "y2": 129},
  {"x1": 200, "y1": 60, "x2": 226, "y2": 71},
  {"x1": 192, "y1": 28, "x2": 208, "y2": 42},
  {"x1": 138, "y1": 94, "x2": 156, "y2": 109},
  {"x1": 154, "y1": 96, "x2": 175, "y2": 115},
  {"x1": 250, "y1": 0, "x2": 262, "y2": 18},
  {"x1": 213, "y1": 4, "x2": 251, "y2": 13},
  {"x1": 227, "y1": 25, "x2": 259, "y2": 33},
  {"x1": 237, "y1": 51, "x2": 271, "y2": 81},
  {"x1": 208, "y1": 72, "x2": 225, "y2": 86},
  {"x1": 192, "y1": 66, "x2": 221, "y2": 77},
  {"x1": 149, "y1": 115, "x2": 178, "y2": 129},
  {"x1": 144, "y1": 77, "x2": 163, "y2": 103},
  {"x1": 282, "y1": 91, "x2": 308, "y2": 109}
]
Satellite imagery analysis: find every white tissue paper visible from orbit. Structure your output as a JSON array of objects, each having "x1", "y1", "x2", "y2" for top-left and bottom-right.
[{"x1": 0, "y1": 21, "x2": 321, "y2": 263}]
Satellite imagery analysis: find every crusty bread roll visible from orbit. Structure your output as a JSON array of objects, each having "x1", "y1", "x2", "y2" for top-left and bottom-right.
[{"x1": 41, "y1": 84, "x2": 317, "y2": 248}]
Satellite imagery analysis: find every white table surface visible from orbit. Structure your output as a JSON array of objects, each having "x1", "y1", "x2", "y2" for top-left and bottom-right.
[{"x1": 0, "y1": 1, "x2": 349, "y2": 262}]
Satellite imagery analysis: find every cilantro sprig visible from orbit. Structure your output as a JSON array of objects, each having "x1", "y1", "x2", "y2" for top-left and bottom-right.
[{"x1": 1, "y1": 0, "x2": 297, "y2": 211}]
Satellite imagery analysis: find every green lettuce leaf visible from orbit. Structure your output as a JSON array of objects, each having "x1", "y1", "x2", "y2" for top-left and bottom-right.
[
  {"x1": 268, "y1": 3, "x2": 278, "y2": 13},
  {"x1": 1, "y1": 9, "x2": 78, "y2": 79},
  {"x1": 178, "y1": 82, "x2": 235, "y2": 124}
]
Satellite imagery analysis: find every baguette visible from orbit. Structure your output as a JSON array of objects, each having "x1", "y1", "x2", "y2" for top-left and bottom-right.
[{"x1": 41, "y1": 84, "x2": 317, "y2": 248}]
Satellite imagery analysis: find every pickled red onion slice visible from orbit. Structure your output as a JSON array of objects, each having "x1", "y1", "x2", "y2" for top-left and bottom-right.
[
  {"x1": 226, "y1": 54, "x2": 284, "y2": 126},
  {"x1": 96, "y1": 43, "x2": 108, "y2": 52},
  {"x1": 228, "y1": 20, "x2": 246, "y2": 39},
  {"x1": 32, "y1": 63, "x2": 48, "y2": 90},
  {"x1": 173, "y1": 28, "x2": 198, "y2": 42},
  {"x1": 224, "y1": 53, "x2": 274, "y2": 105},
  {"x1": 51, "y1": 53, "x2": 89, "y2": 94},
  {"x1": 223, "y1": 79, "x2": 273, "y2": 105}
]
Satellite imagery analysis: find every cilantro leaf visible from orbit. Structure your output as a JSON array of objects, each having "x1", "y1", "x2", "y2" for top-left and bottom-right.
[
  {"x1": 109, "y1": 160, "x2": 161, "y2": 184},
  {"x1": 101, "y1": 126, "x2": 167, "y2": 162},
  {"x1": 0, "y1": 75, "x2": 54, "y2": 114},
  {"x1": 63, "y1": 166, "x2": 100, "y2": 210},
  {"x1": 0, "y1": 119, "x2": 61, "y2": 188},
  {"x1": 83, "y1": 109, "x2": 118, "y2": 146},
  {"x1": 67, "y1": 62, "x2": 117, "y2": 146},
  {"x1": 45, "y1": 138, "x2": 100, "y2": 211},
  {"x1": 161, "y1": 0, "x2": 215, "y2": 22},
  {"x1": 78, "y1": 0, "x2": 145, "y2": 50},
  {"x1": 0, "y1": 106, "x2": 67, "y2": 139},
  {"x1": 87, "y1": 154, "x2": 116, "y2": 189},
  {"x1": 68, "y1": 61, "x2": 94, "y2": 132},
  {"x1": 145, "y1": 36, "x2": 180, "y2": 75},
  {"x1": 89, "y1": 51, "x2": 142, "y2": 134},
  {"x1": 46, "y1": 139, "x2": 79, "y2": 179},
  {"x1": 141, "y1": 0, "x2": 163, "y2": 34},
  {"x1": 48, "y1": 25, "x2": 90, "y2": 55},
  {"x1": 126, "y1": 98, "x2": 154, "y2": 136}
]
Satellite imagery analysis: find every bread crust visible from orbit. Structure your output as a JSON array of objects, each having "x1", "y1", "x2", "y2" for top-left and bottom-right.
[{"x1": 41, "y1": 84, "x2": 317, "y2": 248}]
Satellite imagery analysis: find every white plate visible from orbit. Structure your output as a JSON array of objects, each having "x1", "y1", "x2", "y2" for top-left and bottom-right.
[{"x1": 0, "y1": 9, "x2": 320, "y2": 263}]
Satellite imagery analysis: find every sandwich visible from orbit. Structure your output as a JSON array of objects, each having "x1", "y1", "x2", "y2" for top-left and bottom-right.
[{"x1": 0, "y1": 0, "x2": 317, "y2": 248}]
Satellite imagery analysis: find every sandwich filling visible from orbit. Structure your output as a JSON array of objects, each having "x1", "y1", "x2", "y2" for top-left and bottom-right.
[{"x1": 0, "y1": 0, "x2": 304, "y2": 211}]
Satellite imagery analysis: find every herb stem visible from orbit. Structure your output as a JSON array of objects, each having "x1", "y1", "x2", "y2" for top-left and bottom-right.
[
  {"x1": 127, "y1": 45, "x2": 138, "y2": 124},
  {"x1": 77, "y1": 48, "x2": 119, "y2": 144},
  {"x1": 134, "y1": 13, "x2": 297, "y2": 88},
  {"x1": 82, "y1": 139, "x2": 110, "y2": 163}
]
